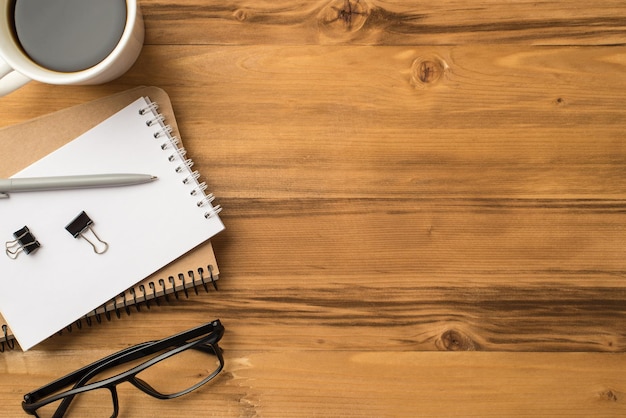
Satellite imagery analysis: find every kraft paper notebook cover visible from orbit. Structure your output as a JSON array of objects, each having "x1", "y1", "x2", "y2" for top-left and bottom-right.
[{"x1": 0, "y1": 87, "x2": 223, "y2": 351}]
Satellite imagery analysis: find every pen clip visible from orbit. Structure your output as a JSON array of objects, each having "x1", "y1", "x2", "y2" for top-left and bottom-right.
[{"x1": 0, "y1": 192, "x2": 8, "y2": 199}]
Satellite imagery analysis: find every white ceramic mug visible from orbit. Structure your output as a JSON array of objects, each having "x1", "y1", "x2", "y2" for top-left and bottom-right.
[{"x1": 0, "y1": 0, "x2": 144, "y2": 96}]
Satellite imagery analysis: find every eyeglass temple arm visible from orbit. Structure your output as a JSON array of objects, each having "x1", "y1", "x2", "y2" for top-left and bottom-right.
[
  {"x1": 51, "y1": 386, "x2": 119, "y2": 418},
  {"x1": 75, "y1": 324, "x2": 224, "y2": 387},
  {"x1": 23, "y1": 341, "x2": 155, "y2": 405},
  {"x1": 23, "y1": 321, "x2": 223, "y2": 404}
]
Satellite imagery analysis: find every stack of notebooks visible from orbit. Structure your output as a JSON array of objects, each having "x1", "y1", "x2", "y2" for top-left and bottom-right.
[{"x1": 0, "y1": 86, "x2": 224, "y2": 351}]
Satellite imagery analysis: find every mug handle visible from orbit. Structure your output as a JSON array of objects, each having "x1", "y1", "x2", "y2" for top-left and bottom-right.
[{"x1": 0, "y1": 56, "x2": 31, "y2": 97}]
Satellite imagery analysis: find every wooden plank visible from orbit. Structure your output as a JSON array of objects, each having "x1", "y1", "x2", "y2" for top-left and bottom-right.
[
  {"x1": 2, "y1": 46, "x2": 626, "y2": 199},
  {"x1": 5, "y1": 44, "x2": 625, "y2": 129},
  {"x1": 209, "y1": 198, "x2": 626, "y2": 274},
  {"x1": 2, "y1": 349, "x2": 625, "y2": 416},
  {"x1": 1, "y1": 275, "x2": 622, "y2": 353},
  {"x1": 118, "y1": 45, "x2": 626, "y2": 127},
  {"x1": 141, "y1": 0, "x2": 626, "y2": 46}
]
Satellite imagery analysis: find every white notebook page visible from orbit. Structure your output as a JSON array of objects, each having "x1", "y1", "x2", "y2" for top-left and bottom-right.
[{"x1": 0, "y1": 97, "x2": 224, "y2": 350}]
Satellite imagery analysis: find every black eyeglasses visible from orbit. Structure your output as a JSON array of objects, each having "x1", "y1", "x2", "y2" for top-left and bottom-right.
[{"x1": 22, "y1": 319, "x2": 225, "y2": 418}]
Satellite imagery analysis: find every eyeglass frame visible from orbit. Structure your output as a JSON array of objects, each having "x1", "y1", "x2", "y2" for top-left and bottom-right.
[{"x1": 22, "y1": 319, "x2": 225, "y2": 418}]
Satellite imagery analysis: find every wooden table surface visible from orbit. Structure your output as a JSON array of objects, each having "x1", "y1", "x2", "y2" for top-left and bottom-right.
[{"x1": 2, "y1": 1, "x2": 626, "y2": 416}]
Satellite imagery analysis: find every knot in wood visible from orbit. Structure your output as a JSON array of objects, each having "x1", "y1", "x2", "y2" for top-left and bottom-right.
[
  {"x1": 319, "y1": 0, "x2": 369, "y2": 36},
  {"x1": 410, "y1": 56, "x2": 447, "y2": 88},
  {"x1": 439, "y1": 329, "x2": 477, "y2": 351},
  {"x1": 599, "y1": 389, "x2": 619, "y2": 402},
  {"x1": 233, "y1": 9, "x2": 248, "y2": 22}
]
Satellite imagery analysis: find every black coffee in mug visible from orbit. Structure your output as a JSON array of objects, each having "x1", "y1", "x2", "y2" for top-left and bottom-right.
[{"x1": 12, "y1": 0, "x2": 127, "y2": 72}]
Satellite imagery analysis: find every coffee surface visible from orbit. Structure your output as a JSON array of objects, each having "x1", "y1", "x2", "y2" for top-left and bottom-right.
[{"x1": 14, "y1": 0, "x2": 127, "y2": 72}]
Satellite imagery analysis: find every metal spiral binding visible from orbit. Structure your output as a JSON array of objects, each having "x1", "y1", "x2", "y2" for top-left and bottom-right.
[
  {"x1": 183, "y1": 170, "x2": 201, "y2": 184},
  {"x1": 191, "y1": 182, "x2": 207, "y2": 195},
  {"x1": 160, "y1": 135, "x2": 180, "y2": 150},
  {"x1": 1, "y1": 324, "x2": 15, "y2": 352},
  {"x1": 138, "y1": 99, "x2": 222, "y2": 220},
  {"x1": 153, "y1": 124, "x2": 173, "y2": 139},
  {"x1": 197, "y1": 193, "x2": 216, "y2": 207},
  {"x1": 58, "y1": 265, "x2": 217, "y2": 335},
  {"x1": 176, "y1": 159, "x2": 194, "y2": 173},
  {"x1": 145, "y1": 113, "x2": 165, "y2": 127},
  {"x1": 138, "y1": 101, "x2": 158, "y2": 115}
]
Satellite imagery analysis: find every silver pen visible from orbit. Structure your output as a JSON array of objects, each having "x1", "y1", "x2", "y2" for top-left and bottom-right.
[{"x1": 0, "y1": 173, "x2": 157, "y2": 198}]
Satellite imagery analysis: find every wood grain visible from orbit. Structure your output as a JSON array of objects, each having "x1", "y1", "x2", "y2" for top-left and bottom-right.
[
  {"x1": 142, "y1": 0, "x2": 626, "y2": 46},
  {"x1": 2, "y1": 344, "x2": 626, "y2": 416},
  {"x1": 1, "y1": 0, "x2": 626, "y2": 416}
]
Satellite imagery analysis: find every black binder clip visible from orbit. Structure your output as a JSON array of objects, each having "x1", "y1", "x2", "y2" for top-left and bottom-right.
[
  {"x1": 65, "y1": 211, "x2": 109, "y2": 254},
  {"x1": 5, "y1": 226, "x2": 41, "y2": 259}
]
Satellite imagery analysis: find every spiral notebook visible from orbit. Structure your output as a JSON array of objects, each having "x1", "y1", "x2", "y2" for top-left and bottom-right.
[
  {"x1": 0, "y1": 89, "x2": 225, "y2": 350},
  {"x1": 0, "y1": 88, "x2": 222, "y2": 352}
]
